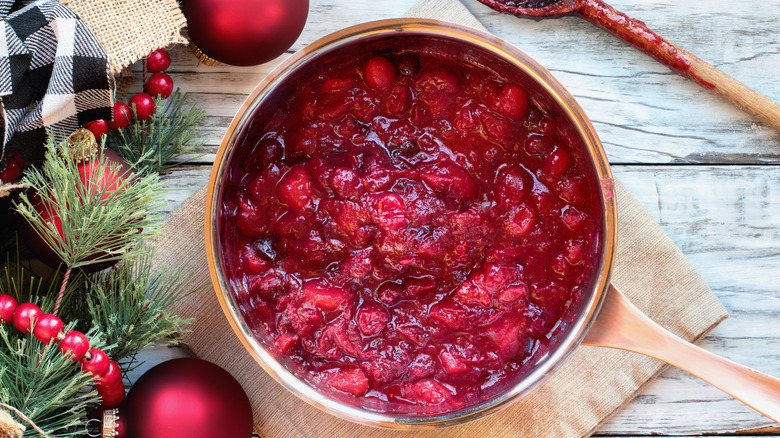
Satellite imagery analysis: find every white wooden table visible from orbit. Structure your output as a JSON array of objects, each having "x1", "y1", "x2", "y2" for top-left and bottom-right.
[{"x1": 135, "y1": 0, "x2": 780, "y2": 435}]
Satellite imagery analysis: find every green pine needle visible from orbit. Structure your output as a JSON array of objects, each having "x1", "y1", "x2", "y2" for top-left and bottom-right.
[
  {"x1": 86, "y1": 249, "x2": 194, "y2": 364},
  {"x1": 13, "y1": 138, "x2": 165, "y2": 270},
  {"x1": 110, "y1": 90, "x2": 206, "y2": 176},
  {"x1": 0, "y1": 325, "x2": 102, "y2": 438}
]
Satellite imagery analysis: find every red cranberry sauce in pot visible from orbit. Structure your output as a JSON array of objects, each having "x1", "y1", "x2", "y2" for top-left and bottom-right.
[{"x1": 219, "y1": 38, "x2": 602, "y2": 413}]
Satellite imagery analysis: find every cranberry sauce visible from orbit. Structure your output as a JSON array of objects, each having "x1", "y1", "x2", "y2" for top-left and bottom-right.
[{"x1": 219, "y1": 38, "x2": 602, "y2": 413}]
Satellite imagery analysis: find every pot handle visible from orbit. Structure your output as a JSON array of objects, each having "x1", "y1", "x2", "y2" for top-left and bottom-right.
[{"x1": 582, "y1": 283, "x2": 780, "y2": 424}]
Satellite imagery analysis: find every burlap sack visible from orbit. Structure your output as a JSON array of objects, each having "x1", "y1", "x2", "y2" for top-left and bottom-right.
[{"x1": 59, "y1": 0, "x2": 186, "y2": 76}]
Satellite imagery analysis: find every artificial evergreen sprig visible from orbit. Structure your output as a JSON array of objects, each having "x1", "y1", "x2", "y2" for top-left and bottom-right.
[
  {"x1": 0, "y1": 325, "x2": 102, "y2": 438},
  {"x1": 12, "y1": 136, "x2": 167, "y2": 315},
  {"x1": 85, "y1": 249, "x2": 194, "y2": 364},
  {"x1": 110, "y1": 90, "x2": 206, "y2": 177},
  {"x1": 14, "y1": 139, "x2": 165, "y2": 272}
]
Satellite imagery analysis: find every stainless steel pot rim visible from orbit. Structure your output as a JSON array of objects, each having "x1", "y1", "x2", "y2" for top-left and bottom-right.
[{"x1": 205, "y1": 18, "x2": 617, "y2": 429}]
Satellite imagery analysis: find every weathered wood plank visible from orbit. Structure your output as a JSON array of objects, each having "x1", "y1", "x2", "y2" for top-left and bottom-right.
[{"x1": 125, "y1": 0, "x2": 780, "y2": 166}]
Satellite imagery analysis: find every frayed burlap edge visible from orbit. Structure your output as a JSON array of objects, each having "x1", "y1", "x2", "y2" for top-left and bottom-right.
[{"x1": 59, "y1": 0, "x2": 187, "y2": 76}]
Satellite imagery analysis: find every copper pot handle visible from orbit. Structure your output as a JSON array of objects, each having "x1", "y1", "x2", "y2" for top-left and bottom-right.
[{"x1": 583, "y1": 283, "x2": 780, "y2": 423}]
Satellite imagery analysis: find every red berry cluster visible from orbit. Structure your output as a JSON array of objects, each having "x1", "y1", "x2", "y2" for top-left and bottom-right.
[
  {"x1": 0, "y1": 294, "x2": 125, "y2": 408},
  {"x1": 84, "y1": 48, "x2": 175, "y2": 141}
]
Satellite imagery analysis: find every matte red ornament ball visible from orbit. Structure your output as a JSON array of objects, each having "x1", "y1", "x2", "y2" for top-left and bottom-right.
[
  {"x1": 16, "y1": 147, "x2": 132, "y2": 272},
  {"x1": 181, "y1": 0, "x2": 309, "y2": 66},
  {"x1": 146, "y1": 72, "x2": 174, "y2": 99},
  {"x1": 110, "y1": 358, "x2": 252, "y2": 438}
]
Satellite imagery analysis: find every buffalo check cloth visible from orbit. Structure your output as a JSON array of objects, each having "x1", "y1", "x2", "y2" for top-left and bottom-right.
[{"x1": 0, "y1": 0, "x2": 112, "y2": 171}]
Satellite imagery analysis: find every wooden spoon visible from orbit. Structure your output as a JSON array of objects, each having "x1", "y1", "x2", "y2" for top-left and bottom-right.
[{"x1": 476, "y1": 0, "x2": 780, "y2": 133}]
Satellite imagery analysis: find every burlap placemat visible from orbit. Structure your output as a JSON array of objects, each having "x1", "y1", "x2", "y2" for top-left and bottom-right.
[
  {"x1": 60, "y1": 0, "x2": 187, "y2": 76},
  {"x1": 150, "y1": 1, "x2": 728, "y2": 436}
]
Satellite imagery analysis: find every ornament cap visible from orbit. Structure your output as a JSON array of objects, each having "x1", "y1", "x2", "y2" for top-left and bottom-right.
[
  {"x1": 189, "y1": 43, "x2": 220, "y2": 66},
  {"x1": 102, "y1": 408, "x2": 120, "y2": 438},
  {"x1": 62, "y1": 128, "x2": 99, "y2": 163}
]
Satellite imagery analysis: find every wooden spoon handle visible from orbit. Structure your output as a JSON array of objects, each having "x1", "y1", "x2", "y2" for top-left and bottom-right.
[
  {"x1": 579, "y1": 0, "x2": 780, "y2": 133},
  {"x1": 583, "y1": 284, "x2": 780, "y2": 424}
]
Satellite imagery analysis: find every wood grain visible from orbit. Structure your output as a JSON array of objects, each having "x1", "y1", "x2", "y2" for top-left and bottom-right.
[{"x1": 133, "y1": 0, "x2": 780, "y2": 434}]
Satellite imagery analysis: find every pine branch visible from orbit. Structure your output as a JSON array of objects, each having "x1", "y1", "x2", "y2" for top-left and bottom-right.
[
  {"x1": 12, "y1": 139, "x2": 166, "y2": 272},
  {"x1": 110, "y1": 90, "x2": 206, "y2": 177},
  {"x1": 0, "y1": 325, "x2": 101, "y2": 438},
  {"x1": 85, "y1": 249, "x2": 195, "y2": 365}
]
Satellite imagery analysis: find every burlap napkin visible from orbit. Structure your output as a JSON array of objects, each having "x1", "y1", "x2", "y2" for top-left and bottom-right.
[
  {"x1": 60, "y1": 0, "x2": 186, "y2": 76},
  {"x1": 150, "y1": 1, "x2": 728, "y2": 436}
]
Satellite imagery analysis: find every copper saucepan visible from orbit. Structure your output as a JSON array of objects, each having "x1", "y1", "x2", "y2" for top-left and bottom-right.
[{"x1": 204, "y1": 19, "x2": 780, "y2": 428}]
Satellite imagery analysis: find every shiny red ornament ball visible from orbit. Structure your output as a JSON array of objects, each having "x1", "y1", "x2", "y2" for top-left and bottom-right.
[
  {"x1": 12, "y1": 302, "x2": 41, "y2": 333},
  {"x1": 17, "y1": 148, "x2": 132, "y2": 272},
  {"x1": 129, "y1": 93, "x2": 155, "y2": 121},
  {"x1": 146, "y1": 49, "x2": 171, "y2": 73},
  {"x1": 59, "y1": 330, "x2": 90, "y2": 361},
  {"x1": 0, "y1": 294, "x2": 17, "y2": 323},
  {"x1": 108, "y1": 102, "x2": 132, "y2": 130},
  {"x1": 146, "y1": 72, "x2": 174, "y2": 99},
  {"x1": 33, "y1": 313, "x2": 63, "y2": 343},
  {"x1": 181, "y1": 0, "x2": 309, "y2": 66},
  {"x1": 84, "y1": 119, "x2": 110, "y2": 140},
  {"x1": 109, "y1": 358, "x2": 252, "y2": 438}
]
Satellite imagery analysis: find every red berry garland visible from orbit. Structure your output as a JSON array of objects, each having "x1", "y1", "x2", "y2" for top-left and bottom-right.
[
  {"x1": 85, "y1": 48, "x2": 175, "y2": 133},
  {"x1": 0, "y1": 293, "x2": 126, "y2": 408}
]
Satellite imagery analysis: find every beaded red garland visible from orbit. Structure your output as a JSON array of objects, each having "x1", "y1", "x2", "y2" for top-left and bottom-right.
[
  {"x1": 84, "y1": 48, "x2": 175, "y2": 139},
  {"x1": 0, "y1": 293, "x2": 125, "y2": 408}
]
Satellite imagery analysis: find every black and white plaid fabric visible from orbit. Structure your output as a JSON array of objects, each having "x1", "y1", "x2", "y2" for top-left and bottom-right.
[{"x1": 0, "y1": 0, "x2": 112, "y2": 168}]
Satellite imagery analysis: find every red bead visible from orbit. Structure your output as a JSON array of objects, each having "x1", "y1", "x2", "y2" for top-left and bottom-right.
[
  {"x1": 59, "y1": 330, "x2": 90, "y2": 361},
  {"x1": 98, "y1": 382, "x2": 126, "y2": 408},
  {"x1": 146, "y1": 48, "x2": 171, "y2": 73},
  {"x1": 82, "y1": 348, "x2": 110, "y2": 376},
  {"x1": 84, "y1": 119, "x2": 110, "y2": 140},
  {"x1": 33, "y1": 313, "x2": 64, "y2": 343},
  {"x1": 0, "y1": 294, "x2": 18, "y2": 323},
  {"x1": 96, "y1": 360, "x2": 123, "y2": 389},
  {"x1": 12, "y1": 302, "x2": 41, "y2": 333},
  {"x1": 108, "y1": 102, "x2": 132, "y2": 130},
  {"x1": 129, "y1": 93, "x2": 156, "y2": 121},
  {"x1": 0, "y1": 156, "x2": 21, "y2": 183},
  {"x1": 146, "y1": 72, "x2": 174, "y2": 99}
]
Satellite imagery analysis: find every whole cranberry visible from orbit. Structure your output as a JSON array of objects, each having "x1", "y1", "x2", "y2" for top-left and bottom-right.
[
  {"x1": 146, "y1": 72, "x2": 174, "y2": 99},
  {"x1": 146, "y1": 48, "x2": 171, "y2": 73},
  {"x1": 129, "y1": 93, "x2": 156, "y2": 121},
  {"x1": 108, "y1": 102, "x2": 132, "y2": 130},
  {"x1": 84, "y1": 119, "x2": 110, "y2": 140}
]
